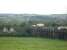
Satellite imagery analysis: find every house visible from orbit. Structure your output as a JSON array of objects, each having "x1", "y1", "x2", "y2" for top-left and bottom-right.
[
  {"x1": 32, "y1": 25, "x2": 36, "y2": 27},
  {"x1": 36, "y1": 23, "x2": 44, "y2": 27},
  {"x1": 3, "y1": 27, "x2": 8, "y2": 32},
  {"x1": 3, "y1": 27, "x2": 15, "y2": 33},
  {"x1": 32, "y1": 23, "x2": 45, "y2": 27},
  {"x1": 57, "y1": 26, "x2": 67, "y2": 30},
  {"x1": 9, "y1": 27, "x2": 15, "y2": 33}
]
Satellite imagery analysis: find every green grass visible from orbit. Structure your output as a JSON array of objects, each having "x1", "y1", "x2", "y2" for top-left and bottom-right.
[{"x1": 0, "y1": 37, "x2": 67, "y2": 50}]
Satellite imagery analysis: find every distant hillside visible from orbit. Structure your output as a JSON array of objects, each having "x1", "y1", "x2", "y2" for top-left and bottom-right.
[{"x1": 0, "y1": 14, "x2": 67, "y2": 25}]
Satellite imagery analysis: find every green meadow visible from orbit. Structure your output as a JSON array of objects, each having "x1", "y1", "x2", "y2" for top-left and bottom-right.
[{"x1": 0, "y1": 37, "x2": 67, "y2": 50}]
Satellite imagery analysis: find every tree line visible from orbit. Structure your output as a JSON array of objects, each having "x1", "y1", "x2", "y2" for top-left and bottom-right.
[{"x1": 0, "y1": 21, "x2": 67, "y2": 40}]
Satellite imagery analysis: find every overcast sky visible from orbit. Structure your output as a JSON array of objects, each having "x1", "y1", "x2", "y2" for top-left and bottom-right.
[{"x1": 0, "y1": 0, "x2": 67, "y2": 15}]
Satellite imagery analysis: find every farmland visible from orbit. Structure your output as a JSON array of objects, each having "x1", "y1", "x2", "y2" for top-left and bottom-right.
[{"x1": 0, "y1": 37, "x2": 67, "y2": 50}]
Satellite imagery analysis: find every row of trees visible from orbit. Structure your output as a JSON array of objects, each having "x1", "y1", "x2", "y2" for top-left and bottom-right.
[{"x1": 0, "y1": 20, "x2": 67, "y2": 40}]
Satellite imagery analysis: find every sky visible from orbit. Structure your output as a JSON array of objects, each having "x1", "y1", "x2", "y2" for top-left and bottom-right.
[{"x1": 0, "y1": 0, "x2": 67, "y2": 15}]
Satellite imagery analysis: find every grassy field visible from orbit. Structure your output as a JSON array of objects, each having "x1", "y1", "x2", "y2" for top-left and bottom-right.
[{"x1": 0, "y1": 37, "x2": 67, "y2": 50}]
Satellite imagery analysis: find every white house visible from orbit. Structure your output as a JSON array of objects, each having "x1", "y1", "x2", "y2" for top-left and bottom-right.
[
  {"x1": 32, "y1": 23, "x2": 45, "y2": 27},
  {"x1": 9, "y1": 27, "x2": 15, "y2": 33},
  {"x1": 57, "y1": 26, "x2": 67, "y2": 30},
  {"x1": 36, "y1": 23, "x2": 44, "y2": 27},
  {"x1": 32, "y1": 25, "x2": 36, "y2": 27},
  {"x1": 3, "y1": 27, "x2": 8, "y2": 32}
]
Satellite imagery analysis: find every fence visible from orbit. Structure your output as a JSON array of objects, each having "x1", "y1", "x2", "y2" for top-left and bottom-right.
[
  {"x1": 0, "y1": 27, "x2": 67, "y2": 40},
  {"x1": 31, "y1": 27, "x2": 67, "y2": 40}
]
